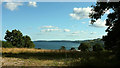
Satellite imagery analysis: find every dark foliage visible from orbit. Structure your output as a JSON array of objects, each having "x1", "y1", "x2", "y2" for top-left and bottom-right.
[
  {"x1": 89, "y1": 0, "x2": 120, "y2": 58},
  {"x1": 2, "y1": 41, "x2": 13, "y2": 48},
  {"x1": 4, "y1": 29, "x2": 35, "y2": 48},
  {"x1": 70, "y1": 47, "x2": 76, "y2": 51},
  {"x1": 93, "y1": 43, "x2": 104, "y2": 52},
  {"x1": 78, "y1": 43, "x2": 91, "y2": 51},
  {"x1": 60, "y1": 46, "x2": 66, "y2": 50}
]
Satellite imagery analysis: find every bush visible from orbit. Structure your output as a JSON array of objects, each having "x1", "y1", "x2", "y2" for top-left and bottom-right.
[
  {"x1": 78, "y1": 42, "x2": 91, "y2": 51},
  {"x1": 2, "y1": 41, "x2": 13, "y2": 48},
  {"x1": 93, "y1": 43, "x2": 104, "y2": 52},
  {"x1": 70, "y1": 47, "x2": 76, "y2": 51},
  {"x1": 60, "y1": 46, "x2": 66, "y2": 50}
]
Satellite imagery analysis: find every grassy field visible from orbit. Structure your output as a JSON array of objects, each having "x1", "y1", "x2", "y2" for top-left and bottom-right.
[
  {"x1": 2, "y1": 48, "x2": 81, "y2": 66},
  {"x1": 2, "y1": 48, "x2": 120, "y2": 67}
]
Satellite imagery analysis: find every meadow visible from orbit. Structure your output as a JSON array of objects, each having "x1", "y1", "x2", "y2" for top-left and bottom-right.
[{"x1": 2, "y1": 48, "x2": 120, "y2": 67}]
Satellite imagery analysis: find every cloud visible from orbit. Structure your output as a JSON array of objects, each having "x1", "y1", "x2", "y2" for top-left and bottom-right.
[
  {"x1": 89, "y1": 19, "x2": 106, "y2": 28},
  {"x1": 70, "y1": 7, "x2": 92, "y2": 20},
  {"x1": 71, "y1": 30, "x2": 86, "y2": 35},
  {"x1": 41, "y1": 28, "x2": 70, "y2": 32},
  {"x1": 39, "y1": 26, "x2": 70, "y2": 32},
  {"x1": 28, "y1": 2, "x2": 37, "y2": 7},
  {"x1": 81, "y1": 30, "x2": 85, "y2": 33},
  {"x1": 69, "y1": 31, "x2": 85, "y2": 36},
  {"x1": 90, "y1": 32, "x2": 97, "y2": 34},
  {"x1": 40, "y1": 25, "x2": 58, "y2": 29},
  {"x1": 71, "y1": 31, "x2": 80, "y2": 34},
  {"x1": 41, "y1": 28, "x2": 61, "y2": 32},
  {"x1": 40, "y1": 25, "x2": 61, "y2": 32},
  {"x1": 106, "y1": 10, "x2": 110, "y2": 14},
  {"x1": 64, "y1": 29, "x2": 70, "y2": 32},
  {"x1": 5, "y1": 2, "x2": 23, "y2": 11},
  {"x1": 67, "y1": 34, "x2": 79, "y2": 36}
]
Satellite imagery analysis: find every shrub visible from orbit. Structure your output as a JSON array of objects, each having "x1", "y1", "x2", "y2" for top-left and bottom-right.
[
  {"x1": 2, "y1": 41, "x2": 13, "y2": 48},
  {"x1": 78, "y1": 42, "x2": 91, "y2": 51},
  {"x1": 60, "y1": 46, "x2": 66, "y2": 50},
  {"x1": 70, "y1": 47, "x2": 76, "y2": 51},
  {"x1": 93, "y1": 43, "x2": 104, "y2": 52}
]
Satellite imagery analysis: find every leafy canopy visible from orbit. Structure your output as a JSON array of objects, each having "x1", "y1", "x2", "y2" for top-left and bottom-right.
[
  {"x1": 4, "y1": 29, "x2": 35, "y2": 48},
  {"x1": 93, "y1": 43, "x2": 104, "y2": 52},
  {"x1": 78, "y1": 42, "x2": 91, "y2": 51},
  {"x1": 89, "y1": 1, "x2": 120, "y2": 51}
]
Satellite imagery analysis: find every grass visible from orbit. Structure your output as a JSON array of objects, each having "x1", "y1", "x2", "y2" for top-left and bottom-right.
[
  {"x1": 2, "y1": 48, "x2": 80, "y2": 66},
  {"x1": 2, "y1": 48, "x2": 120, "y2": 67}
]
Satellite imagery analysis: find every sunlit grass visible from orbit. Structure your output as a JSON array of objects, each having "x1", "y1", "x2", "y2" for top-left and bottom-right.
[{"x1": 2, "y1": 48, "x2": 70, "y2": 53}]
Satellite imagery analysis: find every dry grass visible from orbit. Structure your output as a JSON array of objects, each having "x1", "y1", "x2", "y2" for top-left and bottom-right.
[
  {"x1": 2, "y1": 48, "x2": 71, "y2": 53},
  {"x1": 2, "y1": 48, "x2": 79, "y2": 66},
  {"x1": 2, "y1": 57, "x2": 67, "y2": 66},
  {"x1": 2, "y1": 48, "x2": 117, "y2": 67}
]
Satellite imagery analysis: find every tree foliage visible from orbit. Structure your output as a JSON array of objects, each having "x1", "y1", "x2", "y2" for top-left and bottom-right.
[
  {"x1": 22, "y1": 35, "x2": 35, "y2": 48},
  {"x1": 4, "y1": 29, "x2": 23, "y2": 47},
  {"x1": 78, "y1": 43, "x2": 91, "y2": 51},
  {"x1": 2, "y1": 41, "x2": 13, "y2": 48},
  {"x1": 60, "y1": 46, "x2": 66, "y2": 50},
  {"x1": 4, "y1": 29, "x2": 35, "y2": 48},
  {"x1": 70, "y1": 47, "x2": 76, "y2": 51},
  {"x1": 89, "y1": 1, "x2": 120, "y2": 53},
  {"x1": 93, "y1": 43, "x2": 104, "y2": 52}
]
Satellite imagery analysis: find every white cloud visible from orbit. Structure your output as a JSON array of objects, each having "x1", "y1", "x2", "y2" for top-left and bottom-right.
[
  {"x1": 90, "y1": 32, "x2": 97, "y2": 34},
  {"x1": 70, "y1": 7, "x2": 92, "y2": 20},
  {"x1": 72, "y1": 31, "x2": 80, "y2": 34},
  {"x1": 81, "y1": 30, "x2": 85, "y2": 33},
  {"x1": 106, "y1": 10, "x2": 110, "y2": 14},
  {"x1": 40, "y1": 26, "x2": 70, "y2": 32},
  {"x1": 28, "y1": 2, "x2": 37, "y2": 7},
  {"x1": 69, "y1": 31, "x2": 86, "y2": 36},
  {"x1": 71, "y1": 30, "x2": 86, "y2": 35},
  {"x1": 41, "y1": 28, "x2": 61, "y2": 32},
  {"x1": 5, "y1": 2, "x2": 23, "y2": 11},
  {"x1": 64, "y1": 29, "x2": 70, "y2": 32},
  {"x1": 40, "y1": 25, "x2": 58, "y2": 29},
  {"x1": 89, "y1": 19, "x2": 106, "y2": 28}
]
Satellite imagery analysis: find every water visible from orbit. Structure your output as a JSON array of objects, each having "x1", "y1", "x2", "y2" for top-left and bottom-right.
[{"x1": 34, "y1": 41, "x2": 80, "y2": 50}]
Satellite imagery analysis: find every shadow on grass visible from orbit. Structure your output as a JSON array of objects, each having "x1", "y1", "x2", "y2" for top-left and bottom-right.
[
  {"x1": 69, "y1": 52, "x2": 120, "y2": 67},
  {"x1": 3, "y1": 51, "x2": 83, "y2": 60},
  {"x1": 3, "y1": 51, "x2": 120, "y2": 67}
]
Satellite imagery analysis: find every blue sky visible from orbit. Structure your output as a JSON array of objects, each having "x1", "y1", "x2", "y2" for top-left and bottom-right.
[{"x1": 2, "y1": 2, "x2": 109, "y2": 41}]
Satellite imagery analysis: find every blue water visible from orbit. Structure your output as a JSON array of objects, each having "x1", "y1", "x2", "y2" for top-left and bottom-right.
[{"x1": 34, "y1": 41, "x2": 80, "y2": 50}]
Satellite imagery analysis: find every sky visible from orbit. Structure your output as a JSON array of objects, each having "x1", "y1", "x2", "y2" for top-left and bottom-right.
[{"x1": 2, "y1": 2, "x2": 109, "y2": 41}]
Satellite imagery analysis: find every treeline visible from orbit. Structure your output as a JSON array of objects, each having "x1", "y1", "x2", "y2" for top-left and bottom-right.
[
  {"x1": 78, "y1": 42, "x2": 104, "y2": 52},
  {"x1": 60, "y1": 39, "x2": 104, "y2": 52},
  {"x1": 2, "y1": 29, "x2": 35, "y2": 48}
]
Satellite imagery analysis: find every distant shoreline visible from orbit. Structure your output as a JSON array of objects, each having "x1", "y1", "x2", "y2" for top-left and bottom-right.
[{"x1": 34, "y1": 40, "x2": 82, "y2": 42}]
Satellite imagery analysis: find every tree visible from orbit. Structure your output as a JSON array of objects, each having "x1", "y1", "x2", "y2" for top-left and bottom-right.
[
  {"x1": 4, "y1": 29, "x2": 35, "y2": 48},
  {"x1": 89, "y1": 1, "x2": 120, "y2": 54},
  {"x1": 60, "y1": 46, "x2": 66, "y2": 50},
  {"x1": 22, "y1": 35, "x2": 35, "y2": 48},
  {"x1": 93, "y1": 43, "x2": 104, "y2": 52},
  {"x1": 2, "y1": 41, "x2": 13, "y2": 48},
  {"x1": 78, "y1": 43, "x2": 91, "y2": 51},
  {"x1": 4, "y1": 29, "x2": 23, "y2": 47},
  {"x1": 70, "y1": 47, "x2": 76, "y2": 51}
]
